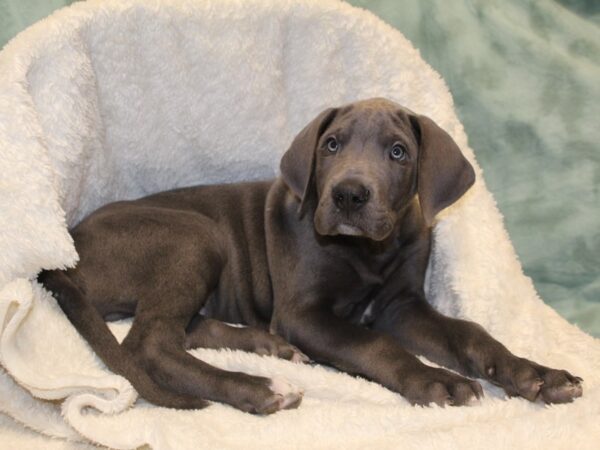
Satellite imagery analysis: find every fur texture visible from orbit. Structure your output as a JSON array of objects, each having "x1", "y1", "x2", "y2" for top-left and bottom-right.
[{"x1": 0, "y1": 0, "x2": 599, "y2": 448}]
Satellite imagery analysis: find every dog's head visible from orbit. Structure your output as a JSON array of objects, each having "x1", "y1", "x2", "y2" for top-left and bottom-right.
[{"x1": 280, "y1": 98, "x2": 475, "y2": 241}]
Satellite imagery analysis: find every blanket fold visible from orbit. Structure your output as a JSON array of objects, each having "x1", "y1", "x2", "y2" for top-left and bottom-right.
[{"x1": 0, "y1": 0, "x2": 598, "y2": 448}]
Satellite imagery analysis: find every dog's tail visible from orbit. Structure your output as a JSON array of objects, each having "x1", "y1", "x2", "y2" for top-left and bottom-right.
[{"x1": 38, "y1": 269, "x2": 208, "y2": 410}]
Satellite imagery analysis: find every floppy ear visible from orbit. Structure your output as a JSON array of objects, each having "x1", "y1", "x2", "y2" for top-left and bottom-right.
[
  {"x1": 411, "y1": 114, "x2": 476, "y2": 226},
  {"x1": 280, "y1": 107, "x2": 338, "y2": 215}
]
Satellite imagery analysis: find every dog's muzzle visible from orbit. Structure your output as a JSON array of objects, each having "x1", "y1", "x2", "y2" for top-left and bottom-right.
[{"x1": 314, "y1": 177, "x2": 394, "y2": 241}]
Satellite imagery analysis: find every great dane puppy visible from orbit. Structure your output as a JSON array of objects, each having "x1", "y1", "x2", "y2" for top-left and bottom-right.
[{"x1": 39, "y1": 98, "x2": 583, "y2": 414}]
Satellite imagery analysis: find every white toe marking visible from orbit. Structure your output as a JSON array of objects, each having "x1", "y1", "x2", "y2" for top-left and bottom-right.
[{"x1": 270, "y1": 376, "x2": 303, "y2": 407}]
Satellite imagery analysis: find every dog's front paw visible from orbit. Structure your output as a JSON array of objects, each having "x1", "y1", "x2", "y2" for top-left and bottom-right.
[
  {"x1": 538, "y1": 367, "x2": 583, "y2": 403},
  {"x1": 401, "y1": 366, "x2": 483, "y2": 407},
  {"x1": 485, "y1": 356, "x2": 583, "y2": 404}
]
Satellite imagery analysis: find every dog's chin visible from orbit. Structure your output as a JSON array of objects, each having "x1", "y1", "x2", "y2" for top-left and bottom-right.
[{"x1": 314, "y1": 213, "x2": 394, "y2": 242}]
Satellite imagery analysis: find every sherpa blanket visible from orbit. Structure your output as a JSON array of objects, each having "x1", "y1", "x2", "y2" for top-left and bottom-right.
[{"x1": 0, "y1": 0, "x2": 599, "y2": 448}]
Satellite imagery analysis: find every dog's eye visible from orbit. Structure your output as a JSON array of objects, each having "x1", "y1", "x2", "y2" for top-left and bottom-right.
[
  {"x1": 326, "y1": 137, "x2": 339, "y2": 153},
  {"x1": 390, "y1": 143, "x2": 407, "y2": 161}
]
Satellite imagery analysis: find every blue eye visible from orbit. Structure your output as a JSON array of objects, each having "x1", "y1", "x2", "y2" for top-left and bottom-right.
[
  {"x1": 326, "y1": 137, "x2": 339, "y2": 153},
  {"x1": 390, "y1": 143, "x2": 407, "y2": 161}
]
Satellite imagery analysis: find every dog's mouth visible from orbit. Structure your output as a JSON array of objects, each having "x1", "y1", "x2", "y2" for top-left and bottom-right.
[
  {"x1": 314, "y1": 206, "x2": 395, "y2": 242},
  {"x1": 334, "y1": 223, "x2": 364, "y2": 237}
]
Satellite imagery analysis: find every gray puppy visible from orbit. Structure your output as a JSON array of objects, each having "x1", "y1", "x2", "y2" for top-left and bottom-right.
[{"x1": 40, "y1": 98, "x2": 583, "y2": 414}]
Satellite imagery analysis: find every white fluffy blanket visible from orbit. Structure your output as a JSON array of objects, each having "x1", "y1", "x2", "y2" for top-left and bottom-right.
[{"x1": 0, "y1": 0, "x2": 599, "y2": 448}]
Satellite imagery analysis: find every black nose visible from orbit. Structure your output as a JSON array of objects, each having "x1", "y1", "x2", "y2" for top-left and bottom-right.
[{"x1": 332, "y1": 179, "x2": 370, "y2": 212}]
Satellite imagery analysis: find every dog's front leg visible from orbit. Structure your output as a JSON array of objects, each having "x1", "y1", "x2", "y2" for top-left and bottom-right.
[
  {"x1": 273, "y1": 305, "x2": 482, "y2": 406},
  {"x1": 372, "y1": 299, "x2": 583, "y2": 403}
]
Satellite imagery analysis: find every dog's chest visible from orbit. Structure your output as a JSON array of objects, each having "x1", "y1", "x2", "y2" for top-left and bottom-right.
[{"x1": 329, "y1": 248, "x2": 398, "y2": 324}]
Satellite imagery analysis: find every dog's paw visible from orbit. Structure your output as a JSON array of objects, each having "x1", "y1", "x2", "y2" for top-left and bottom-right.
[
  {"x1": 539, "y1": 369, "x2": 583, "y2": 403},
  {"x1": 234, "y1": 375, "x2": 304, "y2": 415},
  {"x1": 484, "y1": 357, "x2": 583, "y2": 404},
  {"x1": 253, "y1": 377, "x2": 303, "y2": 414},
  {"x1": 253, "y1": 334, "x2": 310, "y2": 363},
  {"x1": 401, "y1": 367, "x2": 483, "y2": 407}
]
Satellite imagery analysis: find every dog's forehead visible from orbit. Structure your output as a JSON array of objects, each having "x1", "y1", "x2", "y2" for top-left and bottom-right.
[{"x1": 333, "y1": 98, "x2": 414, "y2": 138}]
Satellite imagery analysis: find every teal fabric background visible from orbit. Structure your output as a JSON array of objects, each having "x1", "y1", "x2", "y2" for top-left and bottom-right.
[
  {"x1": 1, "y1": 0, "x2": 599, "y2": 336},
  {"x1": 0, "y1": 0, "x2": 75, "y2": 48}
]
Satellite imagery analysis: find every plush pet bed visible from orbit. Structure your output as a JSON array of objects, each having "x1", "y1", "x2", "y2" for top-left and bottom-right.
[{"x1": 0, "y1": 0, "x2": 599, "y2": 448}]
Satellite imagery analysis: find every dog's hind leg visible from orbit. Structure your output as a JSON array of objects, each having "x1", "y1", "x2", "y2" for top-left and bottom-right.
[
  {"x1": 122, "y1": 294, "x2": 303, "y2": 414},
  {"x1": 184, "y1": 315, "x2": 309, "y2": 363}
]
